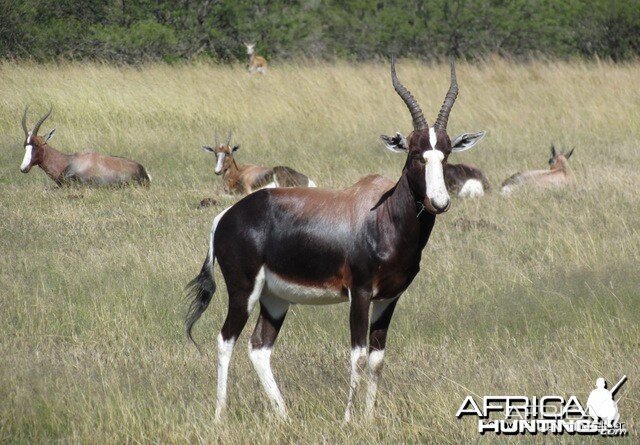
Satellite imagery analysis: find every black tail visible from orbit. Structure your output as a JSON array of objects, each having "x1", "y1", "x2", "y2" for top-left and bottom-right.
[{"x1": 185, "y1": 252, "x2": 216, "y2": 346}]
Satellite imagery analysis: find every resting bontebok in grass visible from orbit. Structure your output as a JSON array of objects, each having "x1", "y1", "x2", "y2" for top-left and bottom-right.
[
  {"x1": 19, "y1": 107, "x2": 150, "y2": 186},
  {"x1": 444, "y1": 137, "x2": 491, "y2": 197},
  {"x1": 244, "y1": 42, "x2": 267, "y2": 74},
  {"x1": 186, "y1": 59, "x2": 485, "y2": 421},
  {"x1": 201, "y1": 131, "x2": 316, "y2": 194},
  {"x1": 501, "y1": 145, "x2": 574, "y2": 195}
]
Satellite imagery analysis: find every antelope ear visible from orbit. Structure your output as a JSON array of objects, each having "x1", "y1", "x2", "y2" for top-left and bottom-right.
[
  {"x1": 551, "y1": 144, "x2": 557, "y2": 157},
  {"x1": 202, "y1": 145, "x2": 214, "y2": 153},
  {"x1": 44, "y1": 128, "x2": 56, "y2": 142},
  {"x1": 565, "y1": 147, "x2": 574, "y2": 159},
  {"x1": 232, "y1": 145, "x2": 240, "y2": 152},
  {"x1": 451, "y1": 131, "x2": 486, "y2": 153},
  {"x1": 380, "y1": 132, "x2": 408, "y2": 153}
]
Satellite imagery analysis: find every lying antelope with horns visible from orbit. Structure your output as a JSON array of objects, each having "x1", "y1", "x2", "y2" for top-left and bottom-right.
[
  {"x1": 186, "y1": 59, "x2": 485, "y2": 421},
  {"x1": 501, "y1": 145, "x2": 574, "y2": 195},
  {"x1": 20, "y1": 107, "x2": 150, "y2": 187},
  {"x1": 201, "y1": 131, "x2": 316, "y2": 194}
]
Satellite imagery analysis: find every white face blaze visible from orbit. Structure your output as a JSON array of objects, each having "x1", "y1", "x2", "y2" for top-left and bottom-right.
[
  {"x1": 423, "y1": 148, "x2": 450, "y2": 210},
  {"x1": 214, "y1": 152, "x2": 226, "y2": 174},
  {"x1": 20, "y1": 133, "x2": 33, "y2": 172},
  {"x1": 429, "y1": 127, "x2": 437, "y2": 148}
]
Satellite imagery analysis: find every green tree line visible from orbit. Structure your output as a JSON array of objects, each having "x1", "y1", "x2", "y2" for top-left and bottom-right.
[{"x1": 1, "y1": 0, "x2": 639, "y2": 63}]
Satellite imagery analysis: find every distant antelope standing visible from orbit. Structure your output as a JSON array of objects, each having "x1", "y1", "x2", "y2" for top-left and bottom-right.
[
  {"x1": 19, "y1": 107, "x2": 150, "y2": 187},
  {"x1": 186, "y1": 59, "x2": 486, "y2": 421},
  {"x1": 201, "y1": 131, "x2": 316, "y2": 194},
  {"x1": 501, "y1": 145, "x2": 574, "y2": 195},
  {"x1": 244, "y1": 42, "x2": 267, "y2": 74}
]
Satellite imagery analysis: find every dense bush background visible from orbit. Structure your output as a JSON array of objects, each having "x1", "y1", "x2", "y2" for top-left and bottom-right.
[{"x1": 1, "y1": 0, "x2": 639, "y2": 63}]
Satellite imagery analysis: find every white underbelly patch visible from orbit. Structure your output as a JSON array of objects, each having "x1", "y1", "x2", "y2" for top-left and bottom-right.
[{"x1": 263, "y1": 268, "x2": 347, "y2": 305}]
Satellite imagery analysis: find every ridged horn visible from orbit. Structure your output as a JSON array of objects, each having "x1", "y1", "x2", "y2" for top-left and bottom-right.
[
  {"x1": 434, "y1": 61, "x2": 458, "y2": 130},
  {"x1": 391, "y1": 57, "x2": 428, "y2": 131},
  {"x1": 215, "y1": 133, "x2": 220, "y2": 146},
  {"x1": 22, "y1": 106, "x2": 29, "y2": 137},
  {"x1": 32, "y1": 106, "x2": 52, "y2": 136},
  {"x1": 226, "y1": 130, "x2": 232, "y2": 145}
]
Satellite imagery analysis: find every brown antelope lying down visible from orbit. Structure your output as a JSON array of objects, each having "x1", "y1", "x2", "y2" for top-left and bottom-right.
[
  {"x1": 501, "y1": 145, "x2": 574, "y2": 195},
  {"x1": 202, "y1": 132, "x2": 316, "y2": 194},
  {"x1": 20, "y1": 107, "x2": 150, "y2": 187},
  {"x1": 186, "y1": 59, "x2": 485, "y2": 421}
]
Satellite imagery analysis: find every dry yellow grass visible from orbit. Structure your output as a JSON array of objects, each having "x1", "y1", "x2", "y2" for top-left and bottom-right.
[{"x1": 0, "y1": 59, "x2": 638, "y2": 443}]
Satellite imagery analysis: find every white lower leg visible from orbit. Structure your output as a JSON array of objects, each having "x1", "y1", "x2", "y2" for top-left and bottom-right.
[
  {"x1": 215, "y1": 334, "x2": 235, "y2": 421},
  {"x1": 344, "y1": 346, "x2": 367, "y2": 421},
  {"x1": 365, "y1": 349, "x2": 385, "y2": 418},
  {"x1": 249, "y1": 346, "x2": 287, "y2": 418}
]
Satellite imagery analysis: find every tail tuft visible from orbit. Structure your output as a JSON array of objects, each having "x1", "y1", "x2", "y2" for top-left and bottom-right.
[{"x1": 185, "y1": 253, "x2": 216, "y2": 346}]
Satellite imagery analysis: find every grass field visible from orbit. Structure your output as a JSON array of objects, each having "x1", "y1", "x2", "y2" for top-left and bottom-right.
[{"x1": 0, "y1": 59, "x2": 638, "y2": 443}]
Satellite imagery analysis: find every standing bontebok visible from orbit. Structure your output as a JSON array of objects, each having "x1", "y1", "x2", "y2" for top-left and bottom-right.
[
  {"x1": 202, "y1": 131, "x2": 316, "y2": 194},
  {"x1": 186, "y1": 59, "x2": 485, "y2": 421},
  {"x1": 19, "y1": 107, "x2": 150, "y2": 186},
  {"x1": 501, "y1": 145, "x2": 574, "y2": 195},
  {"x1": 244, "y1": 42, "x2": 267, "y2": 74}
]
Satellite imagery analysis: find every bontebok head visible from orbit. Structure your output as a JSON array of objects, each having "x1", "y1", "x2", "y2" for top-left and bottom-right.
[
  {"x1": 202, "y1": 131, "x2": 238, "y2": 175},
  {"x1": 381, "y1": 59, "x2": 485, "y2": 214},
  {"x1": 20, "y1": 106, "x2": 55, "y2": 173}
]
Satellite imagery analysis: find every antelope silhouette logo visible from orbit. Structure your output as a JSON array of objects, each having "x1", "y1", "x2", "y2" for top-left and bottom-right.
[{"x1": 586, "y1": 376, "x2": 626, "y2": 427}]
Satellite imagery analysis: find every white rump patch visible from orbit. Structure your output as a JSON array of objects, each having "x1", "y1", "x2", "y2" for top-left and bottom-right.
[
  {"x1": 458, "y1": 179, "x2": 484, "y2": 198},
  {"x1": 501, "y1": 185, "x2": 513, "y2": 196},
  {"x1": 262, "y1": 182, "x2": 277, "y2": 189},
  {"x1": 20, "y1": 145, "x2": 33, "y2": 171},
  {"x1": 209, "y1": 206, "x2": 232, "y2": 267},
  {"x1": 423, "y1": 149, "x2": 450, "y2": 209}
]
